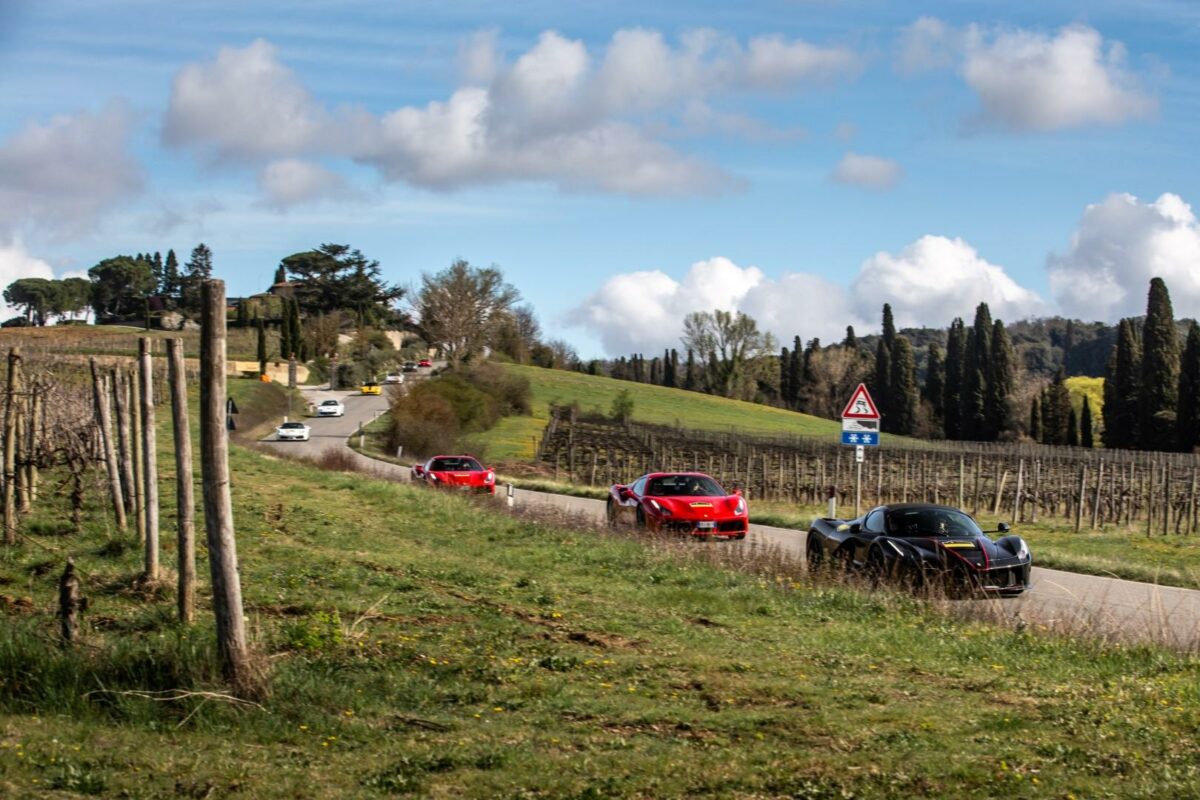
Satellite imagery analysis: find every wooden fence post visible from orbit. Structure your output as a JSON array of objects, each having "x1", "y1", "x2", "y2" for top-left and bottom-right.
[
  {"x1": 58, "y1": 559, "x2": 79, "y2": 647},
  {"x1": 1075, "y1": 465, "x2": 1087, "y2": 533},
  {"x1": 90, "y1": 359, "x2": 126, "y2": 530},
  {"x1": 25, "y1": 386, "x2": 40, "y2": 505},
  {"x1": 130, "y1": 371, "x2": 146, "y2": 543},
  {"x1": 4, "y1": 347, "x2": 20, "y2": 545},
  {"x1": 200, "y1": 280, "x2": 252, "y2": 691},
  {"x1": 167, "y1": 338, "x2": 196, "y2": 624},
  {"x1": 112, "y1": 369, "x2": 135, "y2": 517},
  {"x1": 140, "y1": 338, "x2": 160, "y2": 580},
  {"x1": 1091, "y1": 460, "x2": 1104, "y2": 530}
]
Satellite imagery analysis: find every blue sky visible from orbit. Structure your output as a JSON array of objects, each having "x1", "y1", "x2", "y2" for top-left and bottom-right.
[{"x1": 3, "y1": 0, "x2": 1200, "y2": 357}]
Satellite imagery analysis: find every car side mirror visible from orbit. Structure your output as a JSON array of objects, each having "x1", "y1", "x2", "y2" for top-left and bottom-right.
[
  {"x1": 849, "y1": 523, "x2": 862, "y2": 534},
  {"x1": 733, "y1": 488, "x2": 743, "y2": 497},
  {"x1": 618, "y1": 487, "x2": 632, "y2": 499},
  {"x1": 997, "y1": 522, "x2": 1010, "y2": 533}
]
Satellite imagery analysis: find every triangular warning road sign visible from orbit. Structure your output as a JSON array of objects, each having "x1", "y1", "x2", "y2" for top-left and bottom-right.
[{"x1": 841, "y1": 383, "x2": 880, "y2": 420}]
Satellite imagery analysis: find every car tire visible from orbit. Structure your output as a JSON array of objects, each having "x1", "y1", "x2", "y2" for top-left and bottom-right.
[
  {"x1": 865, "y1": 546, "x2": 887, "y2": 588},
  {"x1": 635, "y1": 506, "x2": 647, "y2": 531},
  {"x1": 806, "y1": 534, "x2": 824, "y2": 573}
]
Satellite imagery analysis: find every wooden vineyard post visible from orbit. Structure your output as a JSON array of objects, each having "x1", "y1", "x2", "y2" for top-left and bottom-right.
[
  {"x1": 90, "y1": 359, "x2": 126, "y2": 530},
  {"x1": 112, "y1": 370, "x2": 136, "y2": 518},
  {"x1": 972, "y1": 454, "x2": 982, "y2": 516},
  {"x1": 4, "y1": 347, "x2": 20, "y2": 545},
  {"x1": 200, "y1": 280, "x2": 252, "y2": 691},
  {"x1": 1075, "y1": 464, "x2": 1087, "y2": 533},
  {"x1": 1145, "y1": 463, "x2": 1153, "y2": 537},
  {"x1": 167, "y1": 339, "x2": 196, "y2": 624},
  {"x1": 25, "y1": 386, "x2": 40, "y2": 505},
  {"x1": 1163, "y1": 463, "x2": 1172, "y2": 536},
  {"x1": 1030, "y1": 460, "x2": 1040, "y2": 523},
  {"x1": 1091, "y1": 460, "x2": 1104, "y2": 530},
  {"x1": 1013, "y1": 459, "x2": 1024, "y2": 522},
  {"x1": 1190, "y1": 468, "x2": 1198, "y2": 536},
  {"x1": 58, "y1": 559, "x2": 79, "y2": 647},
  {"x1": 139, "y1": 338, "x2": 160, "y2": 580},
  {"x1": 130, "y1": 372, "x2": 146, "y2": 543}
]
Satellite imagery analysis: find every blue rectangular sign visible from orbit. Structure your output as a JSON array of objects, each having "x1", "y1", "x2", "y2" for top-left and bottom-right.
[{"x1": 841, "y1": 431, "x2": 879, "y2": 446}]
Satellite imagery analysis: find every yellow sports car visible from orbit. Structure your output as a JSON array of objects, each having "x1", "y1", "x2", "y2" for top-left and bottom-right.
[{"x1": 360, "y1": 382, "x2": 382, "y2": 396}]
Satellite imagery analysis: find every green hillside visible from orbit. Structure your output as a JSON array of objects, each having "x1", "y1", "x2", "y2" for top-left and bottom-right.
[{"x1": 467, "y1": 364, "x2": 842, "y2": 461}]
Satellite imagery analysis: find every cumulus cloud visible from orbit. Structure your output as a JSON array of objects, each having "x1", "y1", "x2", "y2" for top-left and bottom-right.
[
  {"x1": 0, "y1": 100, "x2": 142, "y2": 240},
  {"x1": 830, "y1": 152, "x2": 903, "y2": 190},
  {"x1": 0, "y1": 241, "x2": 55, "y2": 319},
  {"x1": 570, "y1": 238, "x2": 1046, "y2": 356},
  {"x1": 853, "y1": 235, "x2": 1046, "y2": 330},
  {"x1": 895, "y1": 19, "x2": 1155, "y2": 132},
  {"x1": 962, "y1": 24, "x2": 1156, "y2": 132},
  {"x1": 1047, "y1": 192, "x2": 1200, "y2": 321},
  {"x1": 257, "y1": 159, "x2": 351, "y2": 208},
  {"x1": 165, "y1": 29, "x2": 860, "y2": 197}
]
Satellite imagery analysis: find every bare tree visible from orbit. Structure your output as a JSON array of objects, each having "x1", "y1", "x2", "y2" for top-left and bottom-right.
[
  {"x1": 681, "y1": 310, "x2": 776, "y2": 400},
  {"x1": 416, "y1": 260, "x2": 519, "y2": 364}
]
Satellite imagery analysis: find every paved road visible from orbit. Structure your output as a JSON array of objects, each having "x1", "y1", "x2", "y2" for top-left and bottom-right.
[{"x1": 260, "y1": 388, "x2": 1200, "y2": 650}]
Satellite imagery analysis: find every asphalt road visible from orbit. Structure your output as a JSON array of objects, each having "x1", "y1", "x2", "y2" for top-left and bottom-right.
[{"x1": 260, "y1": 385, "x2": 1200, "y2": 650}]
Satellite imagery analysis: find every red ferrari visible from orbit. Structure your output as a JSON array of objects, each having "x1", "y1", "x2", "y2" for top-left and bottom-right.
[
  {"x1": 411, "y1": 455, "x2": 496, "y2": 495},
  {"x1": 418, "y1": 359, "x2": 433, "y2": 368},
  {"x1": 608, "y1": 472, "x2": 747, "y2": 539}
]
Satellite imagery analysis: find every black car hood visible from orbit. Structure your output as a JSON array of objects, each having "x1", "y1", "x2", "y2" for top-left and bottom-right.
[{"x1": 900, "y1": 536, "x2": 1021, "y2": 569}]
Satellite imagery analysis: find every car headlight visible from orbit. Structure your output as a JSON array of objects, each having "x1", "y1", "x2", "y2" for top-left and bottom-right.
[
  {"x1": 428, "y1": 473, "x2": 439, "y2": 482},
  {"x1": 484, "y1": 471, "x2": 495, "y2": 484},
  {"x1": 648, "y1": 499, "x2": 670, "y2": 515},
  {"x1": 734, "y1": 497, "x2": 746, "y2": 516},
  {"x1": 1016, "y1": 539, "x2": 1029, "y2": 560}
]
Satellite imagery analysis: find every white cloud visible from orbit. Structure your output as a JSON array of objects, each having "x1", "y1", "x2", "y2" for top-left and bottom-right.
[
  {"x1": 830, "y1": 152, "x2": 903, "y2": 190},
  {"x1": 895, "y1": 16, "x2": 960, "y2": 75},
  {"x1": 1047, "y1": 192, "x2": 1200, "y2": 321},
  {"x1": 257, "y1": 159, "x2": 351, "y2": 208},
  {"x1": 963, "y1": 24, "x2": 1155, "y2": 131},
  {"x1": 165, "y1": 29, "x2": 860, "y2": 197},
  {"x1": 570, "y1": 238, "x2": 1046, "y2": 356},
  {"x1": 853, "y1": 235, "x2": 1046, "y2": 330},
  {"x1": 163, "y1": 39, "x2": 337, "y2": 160},
  {"x1": 0, "y1": 100, "x2": 142, "y2": 241},
  {"x1": 0, "y1": 241, "x2": 56, "y2": 319}
]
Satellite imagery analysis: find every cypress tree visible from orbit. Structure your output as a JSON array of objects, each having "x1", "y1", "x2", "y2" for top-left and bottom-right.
[
  {"x1": 274, "y1": 265, "x2": 286, "y2": 284},
  {"x1": 1066, "y1": 406, "x2": 1079, "y2": 447},
  {"x1": 1112, "y1": 318, "x2": 1142, "y2": 449},
  {"x1": 874, "y1": 338, "x2": 891, "y2": 423},
  {"x1": 256, "y1": 316, "x2": 267, "y2": 376},
  {"x1": 279, "y1": 303, "x2": 291, "y2": 359},
  {"x1": 650, "y1": 357, "x2": 661, "y2": 386},
  {"x1": 780, "y1": 347, "x2": 791, "y2": 405},
  {"x1": 843, "y1": 325, "x2": 859, "y2": 351},
  {"x1": 152, "y1": 251, "x2": 164, "y2": 294},
  {"x1": 1102, "y1": 347, "x2": 1118, "y2": 448},
  {"x1": 236, "y1": 300, "x2": 249, "y2": 329},
  {"x1": 1176, "y1": 321, "x2": 1200, "y2": 453},
  {"x1": 291, "y1": 298, "x2": 303, "y2": 359},
  {"x1": 924, "y1": 341, "x2": 946, "y2": 423},
  {"x1": 664, "y1": 349, "x2": 677, "y2": 388},
  {"x1": 1029, "y1": 396, "x2": 1042, "y2": 442},
  {"x1": 881, "y1": 304, "x2": 896, "y2": 347},
  {"x1": 788, "y1": 336, "x2": 802, "y2": 409},
  {"x1": 962, "y1": 303, "x2": 992, "y2": 440},
  {"x1": 1081, "y1": 396, "x2": 1094, "y2": 448},
  {"x1": 1042, "y1": 370, "x2": 1071, "y2": 445},
  {"x1": 684, "y1": 349, "x2": 696, "y2": 391},
  {"x1": 943, "y1": 318, "x2": 966, "y2": 440},
  {"x1": 889, "y1": 336, "x2": 919, "y2": 435},
  {"x1": 1063, "y1": 319, "x2": 1075, "y2": 376},
  {"x1": 986, "y1": 319, "x2": 1016, "y2": 440},
  {"x1": 1138, "y1": 278, "x2": 1180, "y2": 451}
]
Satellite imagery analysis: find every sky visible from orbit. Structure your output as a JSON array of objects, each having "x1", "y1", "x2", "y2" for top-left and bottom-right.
[{"x1": 2, "y1": 0, "x2": 1200, "y2": 358}]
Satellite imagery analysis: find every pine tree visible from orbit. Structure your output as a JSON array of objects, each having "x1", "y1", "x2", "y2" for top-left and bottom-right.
[
  {"x1": 162, "y1": 249, "x2": 181, "y2": 304},
  {"x1": 1081, "y1": 396, "x2": 1094, "y2": 448},
  {"x1": 1029, "y1": 396, "x2": 1042, "y2": 442},
  {"x1": 256, "y1": 316, "x2": 267, "y2": 376},
  {"x1": 986, "y1": 319, "x2": 1016, "y2": 440},
  {"x1": 962, "y1": 303, "x2": 993, "y2": 440},
  {"x1": 889, "y1": 336, "x2": 919, "y2": 435},
  {"x1": 152, "y1": 251, "x2": 164, "y2": 294},
  {"x1": 1176, "y1": 321, "x2": 1200, "y2": 453},
  {"x1": 1138, "y1": 278, "x2": 1181, "y2": 451},
  {"x1": 684, "y1": 349, "x2": 696, "y2": 391},
  {"x1": 943, "y1": 318, "x2": 966, "y2": 440},
  {"x1": 1066, "y1": 406, "x2": 1079, "y2": 447},
  {"x1": 924, "y1": 341, "x2": 946, "y2": 423},
  {"x1": 181, "y1": 243, "x2": 214, "y2": 312}
]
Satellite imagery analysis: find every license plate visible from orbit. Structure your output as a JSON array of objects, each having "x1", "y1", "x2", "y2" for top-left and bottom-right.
[{"x1": 697, "y1": 521, "x2": 715, "y2": 529}]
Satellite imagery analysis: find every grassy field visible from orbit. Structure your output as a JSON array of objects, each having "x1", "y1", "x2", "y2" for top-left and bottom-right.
[
  {"x1": 5, "y1": 382, "x2": 1198, "y2": 797},
  {"x1": 0, "y1": 323, "x2": 281, "y2": 363},
  {"x1": 467, "y1": 364, "x2": 843, "y2": 461}
]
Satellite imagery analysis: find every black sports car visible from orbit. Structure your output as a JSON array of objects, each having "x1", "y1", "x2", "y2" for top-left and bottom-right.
[{"x1": 807, "y1": 503, "x2": 1031, "y2": 596}]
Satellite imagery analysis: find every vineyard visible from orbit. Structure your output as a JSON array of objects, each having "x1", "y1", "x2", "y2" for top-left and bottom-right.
[{"x1": 537, "y1": 405, "x2": 1200, "y2": 533}]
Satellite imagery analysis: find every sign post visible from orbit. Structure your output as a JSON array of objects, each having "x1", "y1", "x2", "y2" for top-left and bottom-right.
[{"x1": 840, "y1": 384, "x2": 881, "y2": 517}]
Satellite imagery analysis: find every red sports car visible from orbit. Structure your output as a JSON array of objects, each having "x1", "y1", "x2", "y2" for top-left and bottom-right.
[
  {"x1": 607, "y1": 472, "x2": 747, "y2": 539},
  {"x1": 411, "y1": 454, "x2": 496, "y2": 494},
  {"x1": 418, "y1": 359, "x2": 433, "y2": 368}
]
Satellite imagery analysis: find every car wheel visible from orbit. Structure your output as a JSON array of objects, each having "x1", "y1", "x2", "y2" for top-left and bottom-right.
[
  {"x1": 865, "y1": 547, "x2": 888, "y2": 588},
  {"x1": 635, "y1": 506, "x2": 647, "y2": 530},
  {"x1": 806, "y1": 534, "x2": 824, "y2": 573},
  {"x1": 898, "y1": 560, "x2": 926, "y2": 595}
]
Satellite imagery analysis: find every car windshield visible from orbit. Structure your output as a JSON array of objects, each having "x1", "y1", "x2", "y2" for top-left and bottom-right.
[
  {"x1": 321, "y1": 400, "x2": 339, "y2": 406},
  {"x1": 886, "y1": 508, "x2": 982, "y2": 537},
  {"x1": 430, "y1": 457, "x2": 482, "y2": 472},
  {"x1": 280, "y1": 422, "x2": 305, "y2": 429},
  {"x1": 645, "y1": 474, "x2": 724, "y2": 497}
]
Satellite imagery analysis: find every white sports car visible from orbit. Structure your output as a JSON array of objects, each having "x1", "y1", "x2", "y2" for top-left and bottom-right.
[
  {"x1": 317, "y1": 399, "x2": 345, "y2": 417},
  {"x1": 276, "y1": 422, "x2": 311, "y2": 441}
]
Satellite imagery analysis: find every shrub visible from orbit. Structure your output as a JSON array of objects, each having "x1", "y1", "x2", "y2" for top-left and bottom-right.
[{"x1": 387, "y1": 386, "x2": 459, "y2": 458}]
